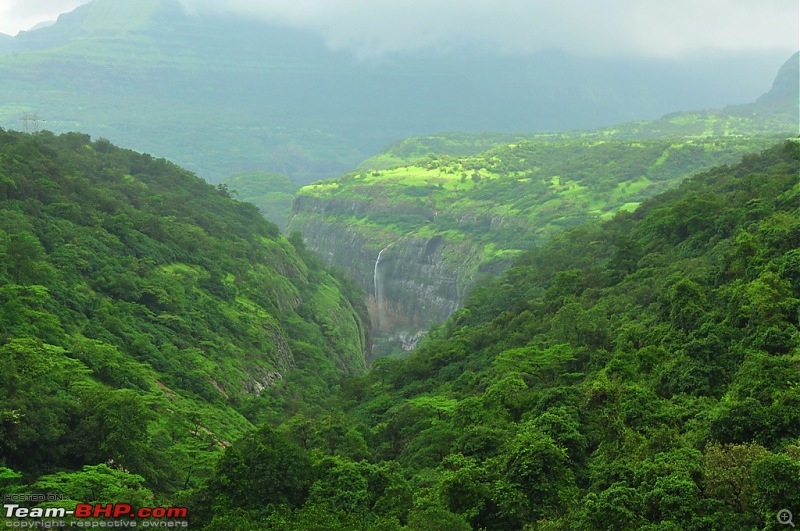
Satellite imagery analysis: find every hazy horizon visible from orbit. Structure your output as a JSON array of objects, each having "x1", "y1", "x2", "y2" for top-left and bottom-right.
[
  {"x1": 0, "y1": 0, "x2": 796, "y2": 184},
  {"x1": 2, "y1": 0, "x2": 797, "y2": 61}
]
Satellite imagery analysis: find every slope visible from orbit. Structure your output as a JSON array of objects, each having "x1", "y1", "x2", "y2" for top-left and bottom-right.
[{"x1": 0, "y1": 129, "x2": 370, "y2": 497}]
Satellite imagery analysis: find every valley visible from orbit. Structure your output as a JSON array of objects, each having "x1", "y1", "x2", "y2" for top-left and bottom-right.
[
  {"x1": 196, "y1": 137, "x2": 800, "y2": 529},
  {"x1": 0, "y1": 1, "x2": 797, "y2": 528}
]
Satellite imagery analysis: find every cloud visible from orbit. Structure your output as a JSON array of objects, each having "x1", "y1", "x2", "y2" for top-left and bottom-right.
[
  {"x1": 2, "y1": 0, "x2": 796, "y2": 58},
  {"x1": 178, "y1": 0, "x2": 799, "y2": 59},
  {"x1": 0, "y1": 0, "x2": 90, "y2": 35}
]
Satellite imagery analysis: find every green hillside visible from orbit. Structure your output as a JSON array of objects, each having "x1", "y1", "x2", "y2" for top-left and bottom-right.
[
  {"x1": 301, "y1": 133, "x2": 787, "y2": 241},
  {"x1": 194, "y1": 139, "x2": 800, "y2": 529},
  {"x1": 357, "y1": 132, "x2": 533, "y2": 171},
  {"x1": 0, "y1": 130, "x2": 369, "y2": 499}
]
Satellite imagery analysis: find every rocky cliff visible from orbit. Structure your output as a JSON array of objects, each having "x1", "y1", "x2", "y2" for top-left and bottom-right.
[
  {"x1": 288, "y1": 131, "x2": 789, "y2": 356},
  {"x1": 290, "y1": 196, "x2": 502, "y2": 354}
]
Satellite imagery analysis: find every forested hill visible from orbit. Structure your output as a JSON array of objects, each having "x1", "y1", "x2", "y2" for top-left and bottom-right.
[
  {"x1": 0, "y1": 130, "x2": 369, "y2": 497},
  {"x1": 194, "y1": 140, "x2": 800, "y2": 529}
]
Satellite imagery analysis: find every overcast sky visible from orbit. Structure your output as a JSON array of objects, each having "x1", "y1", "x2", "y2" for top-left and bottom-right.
[
  {"x1": 0, "y1": 0, "x2": 89, "y2": 35},
  {"x1": 1, "y1": 0, "x2": 797, "y2": 59}
]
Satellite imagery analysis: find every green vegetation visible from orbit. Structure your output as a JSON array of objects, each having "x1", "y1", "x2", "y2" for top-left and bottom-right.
[
  {"x1": 289, "y1": 132, "x2": 788, "y2": 348},
  {"x1": 194, "y1": 139, "x2": 800, "y2": 529},
  {"x1": 0, "y1": 42, "x2": 795, "y2": 525},
  {"x1": 0, "y1": 130, "x2": 369, "y2": 504},
  {"x1": 1, "y1": 128, "x2": 797, "y2": 529},
  {"x1": 358, "y1": 133, "x2": 531, "y2": 171},
  {"x1": 221, "y1": 171, "x2": 300, "y2": 232}
]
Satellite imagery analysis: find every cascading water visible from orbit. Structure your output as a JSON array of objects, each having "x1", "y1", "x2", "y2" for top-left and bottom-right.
[{"x1": 373, "y1": 246, "x2": 389, "y2": 331}]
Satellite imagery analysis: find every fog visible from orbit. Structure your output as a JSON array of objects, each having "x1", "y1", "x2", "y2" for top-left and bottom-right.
[
  {"x1": 178, "y1": 0, "x2": 798, "y2": 59},
  {"x1": 3, "y1": 0, "x2": 797, "y2": 60}
]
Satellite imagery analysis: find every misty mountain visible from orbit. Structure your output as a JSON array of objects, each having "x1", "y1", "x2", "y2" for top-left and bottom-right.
[
  {"x1": 0, "y1": 0, "x2": 793, "y2": 183},
  {"x1": 755, "y1": 51, "x2": 799, "y2": 107}
]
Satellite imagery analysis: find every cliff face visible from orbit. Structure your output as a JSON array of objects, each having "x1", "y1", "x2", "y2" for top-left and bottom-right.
[
  {"x1": 758, "y1": 52, "x2": 799, "y2": 105},
  {"x1": 371, "y1": 235, "x2": 462, "y2": 335},
  {"x1": 288, "y1": 131, "x2": 788, "y2": 356},
  {"x1": 290, "y1": 202, "x2": 494, "y2": 354}
]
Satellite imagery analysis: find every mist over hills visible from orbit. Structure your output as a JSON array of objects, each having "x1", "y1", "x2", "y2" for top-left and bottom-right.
[
  {"x1": 755, "y1": 51, "x2": 800, "y2": 107},
  {"x1": 0, "y1": 0, "x2": 793, "y2": 183}
]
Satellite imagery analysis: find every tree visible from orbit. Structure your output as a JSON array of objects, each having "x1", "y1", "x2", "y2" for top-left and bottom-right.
[
  {"x1": 702, "y1": 442, "x2": 769, "y2": 527},
  {"x1": 437, "y1": 454, "x2": 493, "y2": 528},
  {"x1": 191, "y1": 426, "x2": 313, "y2": 526},
  {"x1": 493, "y1": 427, "x2": 575, "y2": 526},
  {"x1": 751, "y1": 453, "x2": 800, "y2": 525},
  {"x1": 34, "y1": 464, "x2": 154, "y2": 508},
  {"x1": 581, "y1": 482, "x2": 646, "y2": 530},
  {"x1": 406, "y1": 507, "x2": 471, "y2": 531},
  {"x1": 307, "y1": 457, "x2": 369, "y2": 514}
]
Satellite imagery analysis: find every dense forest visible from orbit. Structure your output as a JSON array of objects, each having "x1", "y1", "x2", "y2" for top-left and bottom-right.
[
  {"x1": 1, "y1": 131, "x2": 798, "y2": 529},
  {"x1": 197, "y1": 140, "x2": 800, "y2": 529},
  {"x1": 0, "y1": 2, "x2": 796, "y2": 529},
  {"x1": 0, "y1": 129, "x2": 370, "y2": 506}
]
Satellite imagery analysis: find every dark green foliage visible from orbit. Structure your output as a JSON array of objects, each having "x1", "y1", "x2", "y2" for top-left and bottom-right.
[
  {"x1": 4, "y1": 126, "x2": 798, "y2": 529},
  {"x1": 0, "y1": 130, "x2": 369, "y2": 500},
  {"x1": 202, "y1": 140, "x2": 800, "y2": 528},
  {"x1": 192, "y1": 426, "x2": 313, "y2": 525}
]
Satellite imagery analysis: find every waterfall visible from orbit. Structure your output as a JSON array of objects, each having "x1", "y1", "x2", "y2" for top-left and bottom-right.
[{"x1": 373, "y1": 246, "x2": 389, "y2": 331}]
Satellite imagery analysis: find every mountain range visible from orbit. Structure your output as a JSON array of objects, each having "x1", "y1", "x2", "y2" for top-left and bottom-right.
[{"x1": 0, "y1": 0, "x2": 793, "y2": 183}]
